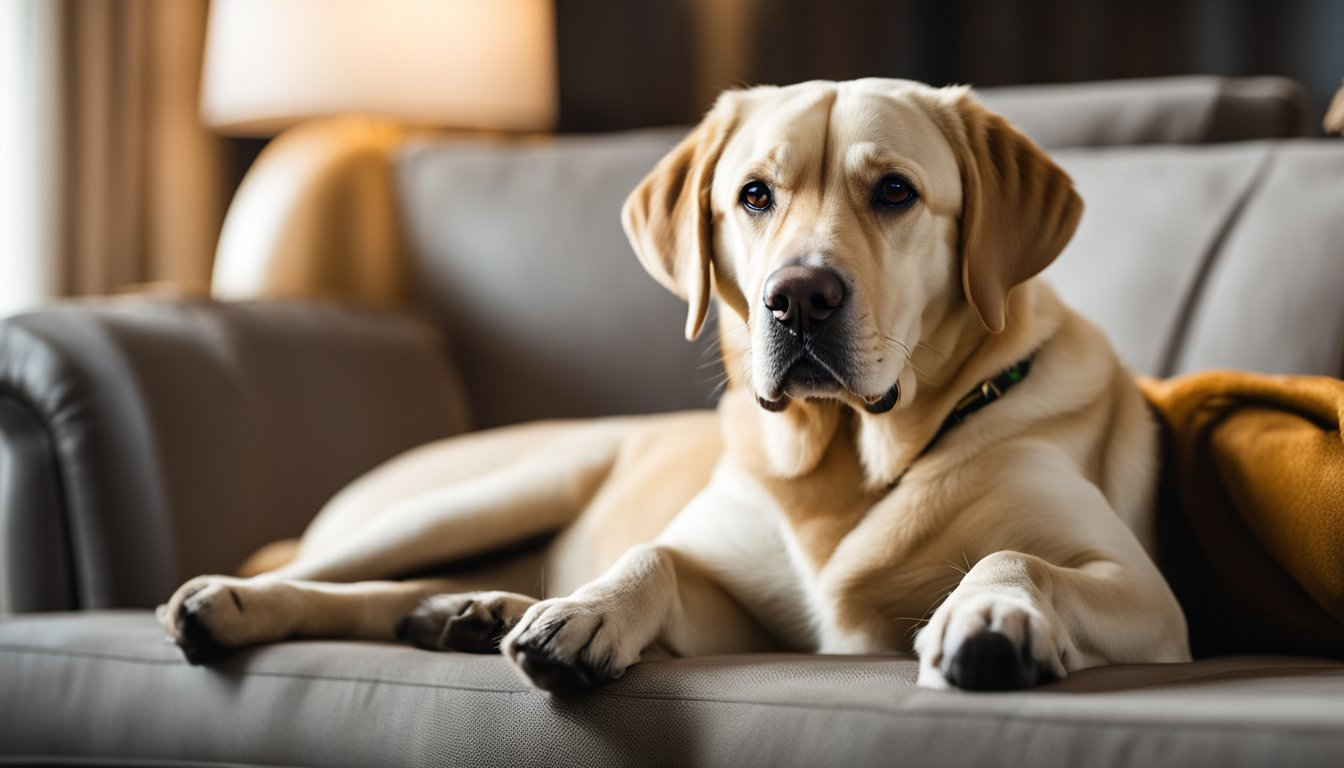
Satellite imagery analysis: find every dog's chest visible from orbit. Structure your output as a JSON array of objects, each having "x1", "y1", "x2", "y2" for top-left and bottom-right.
[
  {"x1": 658, "y1": 465, "x2": 843, "y2": 650},
  {"x1": 716, "y1": 467, "x2": 976, "y2": 655},
  {"x1": 665, "y1": 463, "x2": 948, "y2": 653},
  {"x1": 812, "y1": 469, "x2": 995, "y2": 654}
]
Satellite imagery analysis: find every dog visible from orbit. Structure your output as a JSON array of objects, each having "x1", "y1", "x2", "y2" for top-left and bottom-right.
[{"x1": 162, "y1": 78, "x2": 1190, "y2": 691}]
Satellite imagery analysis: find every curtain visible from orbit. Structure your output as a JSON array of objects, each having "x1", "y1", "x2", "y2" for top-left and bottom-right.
[
  {"x1": 52, "y1": 0, "x2": 225, "y2": 300},
  {"x1": 0, "y1": 1, "x2": 59, "y2": 316}
]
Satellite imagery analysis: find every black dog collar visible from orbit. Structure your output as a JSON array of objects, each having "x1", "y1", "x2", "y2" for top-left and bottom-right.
[
  {"x1": 887, "y1": 355, "x2": 1034, "y2": 490},
  {"x1": 930, "y1": 356, "x2": 1033, "y2": 447}
]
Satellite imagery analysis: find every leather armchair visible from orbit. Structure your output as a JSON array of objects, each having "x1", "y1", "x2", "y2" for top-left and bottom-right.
[{"x1": 0, "y1": 300, "x2": 469, "y2": 613}]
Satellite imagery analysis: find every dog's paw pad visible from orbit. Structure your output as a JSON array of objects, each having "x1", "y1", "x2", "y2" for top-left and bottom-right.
[
  {"x1": 942, "y1": 629, "x2": 1046, "y2": 691},
  {"x1": 916, "y1": 588, "x2": 1069, "y2": 691},
  {"x1": 510, "y1": 635, "x2": 611, "y2": 692},
  {"x1": 161, "y1": 575, "x2": 266, "y2": 664},
  {"x1": 173, "y1": 602, "x2": 230, "y2": 666},
  {"x1": 398, "y1": 592, "x2": 534, "y2": 654},
  {"x1": 502, "y1": 601, "x2": 628, "y2": 693}
]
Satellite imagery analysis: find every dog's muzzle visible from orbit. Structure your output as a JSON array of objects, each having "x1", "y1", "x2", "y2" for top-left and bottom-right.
[{"x1": 755, "y1": 264, "x2": 899, "y2": 414}]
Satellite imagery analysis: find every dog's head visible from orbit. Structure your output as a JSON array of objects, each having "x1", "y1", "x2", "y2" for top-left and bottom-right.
[{"x1": 624, "y1": 79, "x2": 1081, "y2": 429}]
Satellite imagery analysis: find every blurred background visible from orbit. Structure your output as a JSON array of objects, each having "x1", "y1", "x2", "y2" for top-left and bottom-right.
[{"x1": 1, "y1": 0, "x2": 1340, "y2": 317}]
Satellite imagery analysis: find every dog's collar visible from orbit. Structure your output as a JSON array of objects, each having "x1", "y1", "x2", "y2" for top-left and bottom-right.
[
  {"x1": 931, "y1": 355, "x2": 1034, "y2": 446},
  {"x1": 887, "y1": 355, "x2": 1034, "y2": 491}
]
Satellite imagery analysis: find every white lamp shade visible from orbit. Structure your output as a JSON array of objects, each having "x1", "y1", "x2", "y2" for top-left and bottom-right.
[{"x1": 201, "y1": 0, "x2": 557, "y2": 135}]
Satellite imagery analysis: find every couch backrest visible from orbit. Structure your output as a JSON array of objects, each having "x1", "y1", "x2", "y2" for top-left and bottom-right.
[
  {"x1": 1046, "y1": 142, "x2": 1344, "y2": 378},
  {"x1": 979, "y1": 75, "x2": 1312, "y2": 147},
  {"x1": 393, "y1": 78, "x2": 1337, "y2": 427},
  {"x1": 397, "y1": 129, "x2": 711, "y2": 429}
]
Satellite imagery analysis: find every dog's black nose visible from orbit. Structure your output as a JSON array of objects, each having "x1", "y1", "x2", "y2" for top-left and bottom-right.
[{"x1": 763, "y1": 266, "x2": 845, "y2": 334}]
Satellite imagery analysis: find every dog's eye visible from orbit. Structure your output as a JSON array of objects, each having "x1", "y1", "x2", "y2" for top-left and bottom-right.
[
  {"x1": 874, "y1": 175, "x2": 918, "y2": 209},
  {"x1": 740, "y1": 181, "x2": 773, "y2": 212}
]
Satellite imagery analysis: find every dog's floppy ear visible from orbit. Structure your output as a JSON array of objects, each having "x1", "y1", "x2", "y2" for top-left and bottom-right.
[
  {"x1": 942, "y1": 89, "x2": 1083, "y2": 333},
  {"x1": 622, "y1": 98, "x2": 738, "y2": 341}
]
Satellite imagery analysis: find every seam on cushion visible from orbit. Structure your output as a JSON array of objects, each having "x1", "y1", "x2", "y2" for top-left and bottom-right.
[
  {"x1": 3, "y1": 642, "x2": 1341, "y2": 691},
  {"x1": 1043, "y1": 662, "x2": 1344, "y2": 692},
  {"x1": 598, "y1": 691, "x2": 1344, "y2": 740},
  {"x1": 0, "y1": 643, "x2": 535, "y2": 696},
  {"x1": 4, "y1": 643, "x2": 1344, "y2": 737},
  {"x1": 1156, "y1": 144, "x2": 1277, "y2": 376}
]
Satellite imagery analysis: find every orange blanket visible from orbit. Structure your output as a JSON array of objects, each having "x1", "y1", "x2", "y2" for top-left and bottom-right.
[{"x1": 1141, "y1": 371, "x2": 1344, "y2": 658}]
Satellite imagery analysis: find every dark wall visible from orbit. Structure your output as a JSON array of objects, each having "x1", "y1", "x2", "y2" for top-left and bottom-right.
[
  {"x1": 224, "y1": 0, "x2": 1341, "y2": 191},
  {"x1": 554, "y1": 0, "x2": 699, "y2": 132},
  {"x1": 555, "y1": 0, "x2": 1344, "y2": 132}
]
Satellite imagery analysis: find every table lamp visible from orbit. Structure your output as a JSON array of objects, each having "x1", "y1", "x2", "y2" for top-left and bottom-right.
[{"x1": 201, "y1": 0, "x2": 557, "y2": 305}]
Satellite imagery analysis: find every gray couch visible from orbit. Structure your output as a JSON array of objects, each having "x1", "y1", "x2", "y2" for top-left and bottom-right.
[{"x1": 3, "y1": 77, "x2": 1343, "y2": 767}]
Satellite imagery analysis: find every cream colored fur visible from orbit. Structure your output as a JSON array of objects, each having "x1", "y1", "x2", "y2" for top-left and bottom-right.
[{"x1": 162, "y1": 79, "x2": 1189, "y2": 691}]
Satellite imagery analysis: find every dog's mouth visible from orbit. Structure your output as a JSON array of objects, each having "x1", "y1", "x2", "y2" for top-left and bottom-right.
[{"x1": 756, "y1": 354, "x2": 901, "y2": 414}]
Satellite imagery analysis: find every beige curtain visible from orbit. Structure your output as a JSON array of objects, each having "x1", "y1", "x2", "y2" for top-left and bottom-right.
[{"x1": 54, "y1": 0, "x2": 225, "y2": 298}]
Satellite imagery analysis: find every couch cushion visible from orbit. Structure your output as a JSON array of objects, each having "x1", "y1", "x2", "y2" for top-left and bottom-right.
[
  {"x1": 396, "y1": 128, "x2": 713, "y2": 430},
  {"x1": 4, "y1": 612, "x2": 1344, "y2": 768},
  {"x1": 1046, "y1": 139, "x2": 1344, "y2": 378},
  {"x1": 1167, "y1": 143, "x2": 1344, "y2": 376},
  {"x1": 1044, "y1": 142, "x2": 1270, "y2": 376}
]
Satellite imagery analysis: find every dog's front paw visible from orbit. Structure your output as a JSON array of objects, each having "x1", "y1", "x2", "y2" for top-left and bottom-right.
[
  {"x1": 397, "y1": 591, "x2": 536, "y2": 654},
  {"x1": 501, "y1": 598, "x2": 637, "y2": 693},
  {"x1": 914, "y1": 588, "x2": 1069, "y2": 691},
  {"x1": 161, "y1": 575, "x2": 289, "y2": 665}
]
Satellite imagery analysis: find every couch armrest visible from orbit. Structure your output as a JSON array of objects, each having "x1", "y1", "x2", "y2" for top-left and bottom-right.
[{"x1": 0, "y1": 299, "x2": 470, "y2": 612}]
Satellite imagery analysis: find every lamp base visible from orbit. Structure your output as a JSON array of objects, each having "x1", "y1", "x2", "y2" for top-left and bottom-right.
[{"x1": 210, "y1": 117, "x2": 410, "y2": 306}]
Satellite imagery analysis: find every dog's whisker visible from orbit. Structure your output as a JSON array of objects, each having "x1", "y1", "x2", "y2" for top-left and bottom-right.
[
  {"x1": 700, "y1": 370, "x2": 733, "y2": 398},
  {"x1": 884, "y1": 336, "x2": 912, "y2": 355},
  {"x1": 886, "y1": 335, "x2": 955, "y2": 386},
  {"x1": 898, "y1": 585, "x2": 963, "y2": 642},
  {"x1": 696, "y1": 335, "x2": 724, "y2": 360},
  {"x1": 928, "y1": 583, "x2": 960, "y2": 612},
  {"x1": 882, "y1": 336, "x2": 916, "y2": 366}
]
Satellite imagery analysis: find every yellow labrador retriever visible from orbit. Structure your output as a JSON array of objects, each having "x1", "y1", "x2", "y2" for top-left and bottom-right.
[{"x1": 162, "y1": 79, "x2": 1190, "y2": 691}]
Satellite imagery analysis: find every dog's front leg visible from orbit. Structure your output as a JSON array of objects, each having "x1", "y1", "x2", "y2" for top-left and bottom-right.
[
  {"x1": 911, "y1": 455, "x2": 1191, "y2": 691},
  {"x1": 914, "y1": 548, "x2": 1189, "y2": 691},
  {"x1": 502, "y1": 543, "x2": 763, "y2": 692}
]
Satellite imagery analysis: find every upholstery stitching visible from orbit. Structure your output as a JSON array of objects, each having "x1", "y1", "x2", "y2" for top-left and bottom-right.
[
  {"x1": 0, "y1": 643, "x2": 536, "y2": 696},
  {"x1": 3, "y1": 643, "x2": 1343, "y2": 736},
  {"x1": 1156, "y1": 144, "x2": 1278, "y2": 376}
]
